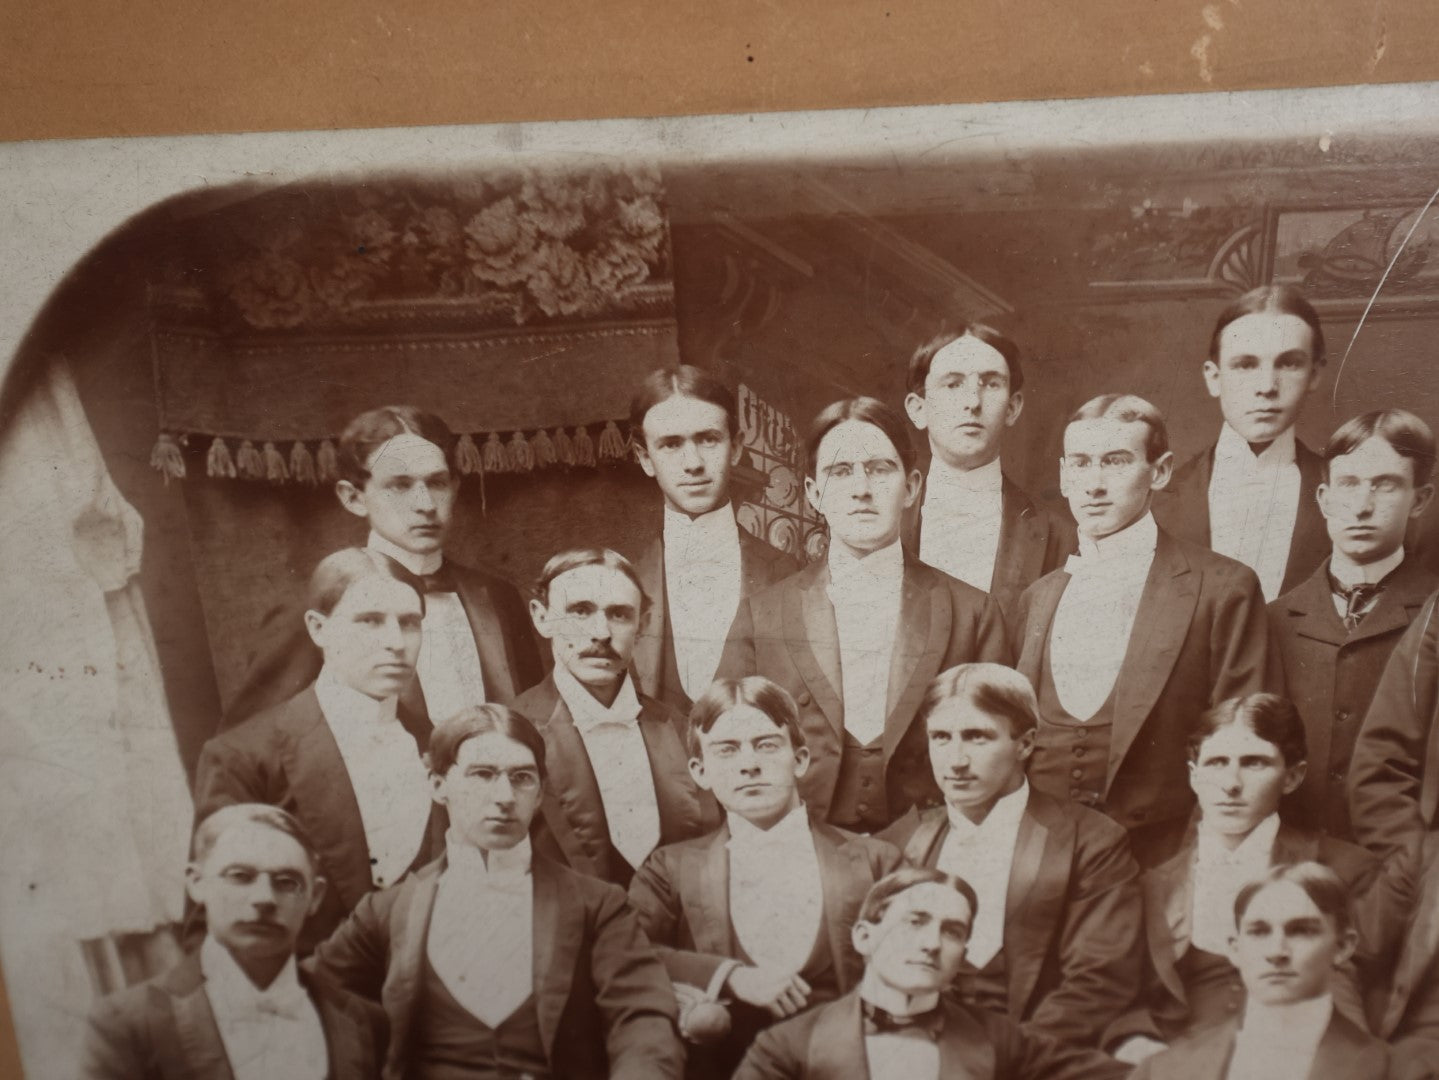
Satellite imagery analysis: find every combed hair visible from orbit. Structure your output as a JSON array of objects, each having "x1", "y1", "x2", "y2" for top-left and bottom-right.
[
  {"x1": 857, "y1": 866, "x2": 980, "y2": 927},
  {"x1": 1325, "y1": 408, "x2": 1437, "y2": 487},
  {"x1": 1208, "y1": 284, "x2": 1326, "y2": 367},
  {"x1": 337, "y1": 406, "x2": 454, "y2": 486},
  {"x1": 191, "y1": 803, "x2": 320, "y2": 874},
  {"x1": 917, "y1": 662, "x2": 1040, "y2": 739},
  {"x1": 1067, "y1": 393, "x2": 1169, "y2": 463},
  {"x1": 1233, "y1": 860, "x2": 1353, "y2": 936},
  {"x1": 804, "y1": 396, "x2": 917, "y2": 479},
  {"x1": 1187, "y1": 693, "x2": 1307, "y2": 768},
  {"x1": 305, "y1": 547, "x2": 425, "y2": 618},
  {"x1": 427, "y1": 704, "x2": 549, "y2": 783},
  {"x1": 687, "y1": 676, "x2": 807, "y2": 758},
  {"x1": 532, "y1": 547, "x2": 650, "y2": 612},
  {"x1": 629, "y1": 365, "x2": 739, "y2": 441},
  {"x1": 907, "y1": 323, "x2": 1024, "y2": 396}
]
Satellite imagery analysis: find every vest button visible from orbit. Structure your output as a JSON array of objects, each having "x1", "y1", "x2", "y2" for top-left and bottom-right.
[
  {"x1": 1335, "y1": 710, "x2": 1349, "y2": 722},
  {"x1": 1073, "y1": 746, "x2": 1085, "y2": 757},
  {"x1": 798, "y1": 692, "x2": 813, "y2": 706},
  {"x1": 857, "y1": 802, "x2": 870, "y2": 814},
  {"x1": 1071, "y1": 767, "x2": 1084, "y2": 779}
]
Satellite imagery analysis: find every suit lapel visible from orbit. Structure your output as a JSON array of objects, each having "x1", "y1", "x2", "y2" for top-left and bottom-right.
[
  {"x1": 308, "y1": 978, "x2": 376, "y2": 1080},
  {"x1": 638, "y1": 696, "x2": 707, "y2": 843},
  {"x1": 682, "y1": 828, "x2": 734, "y2": 956},
  {"x1": 1015, "y1": 572, "x2": 1067, "y2": 685},
  {"x1": 901, "y1": 808, "x2": 950, "y2": 868},
  {"x1": 163, "y1": 957, "x2": 236, "y2": 1080},
  {"x1": 1284, "y1": 561, "x2": 1350, "y2": 648},
  {"x1": 1311, "y1": 1012, "x2": 1383, "y2": 1080},
  {"x1": 1271, "y1": 823, "x2": 1321, "y2": 865},
  {"x1": 806, "y1": 994, "x2": 871, "y2": 1080},
  {"x1": 784, "y1": 565, "x2": 846, "y2": 735},
  {"x1": 882, "y1": 562, "x2": 946, "y2": 757},
  {"x1": 532, "y1": 859, "x2": 584, "y2": 1059},
  {"x1": 1168, "y1": 446, "x2": 1216, "y2": 546},
  {"x1": 533, "y1": 682, "x2": 614, "y2": 878},
  {"x1": 1144, "y1": 842, "x2": 1193, "y2": 1004},
  {"x1": 812, "y1": 823, "x2": 872, "y2": 991},
  {"x1": 992, "y1": 478, "x2": 1048, "y2": 601},
  {"x1": 633, "y1": 535, "x2": 667, "y2": 700},
  {"x1": 383, "y1": 863, "x2": 443, "y2": 1068},
  {"x1": 1284, "y1": 445, "x2": 1330, "y2": 596},
  {"x1": 451, "y1": 564, "x2": 519, "y2": 703},
  {"x1": 739, "y1": 528, "x2": 780, "y2": 596},
  {"x1": 936, "y1": 1000, "x2": 998, "y2": 1080},
  {"x1": 1003, "y1": 801, "x2": 1063, "y2": 1016},
  {"x1": 1345, "y1": 557, "x2": 1439, "y2": 646}
]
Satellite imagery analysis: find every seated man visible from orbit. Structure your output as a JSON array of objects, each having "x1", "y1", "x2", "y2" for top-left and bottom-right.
[
  {"x1": 1132, "y1": 862, "x2": 1390, "y2": 1080},
  {"x1": 881, "y1": 662, "x2": 1143, "y2": 1048},
  {"x1": 83, "y1": 804, "x2": 387, "y2": 1080},
  {"x1": 628, "y1": 675, "x2": 902, "y2": 1077},
  {"x1": 195, "y1": 548, "x2": 445, "y2": 950},
  {"x1": 515, "y1": 547, "x2": 719, "y2": 887},
  {"x1": 734, "y1": 866, "x2": 1130, "y2": 1079},
  {"x1": 309, "y1": 705, "x2": 685, "y2": 1079}
]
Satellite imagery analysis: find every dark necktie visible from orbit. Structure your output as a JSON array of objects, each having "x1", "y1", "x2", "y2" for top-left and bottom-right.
[
  {"x1": 861, "y1": 1000, "x2": 944, "y2": 1041},
  {"x1": 1330, "y1": 574, "x2": 1385, "y2": 632}
]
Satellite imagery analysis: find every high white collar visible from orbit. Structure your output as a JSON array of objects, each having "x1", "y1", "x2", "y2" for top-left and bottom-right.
[
  {"x1": 314, "y1": 665, "x2": 399, "y2": 729},
  {"x1": 926, "y1": 454, "x2": 1003, "y2": 496},
  {"x1": 553, "y1": 662, "x2": 642, "y2": 732},
  {"x1": 1238, "y1": 992, "x2": 1332, "y2": 1045},
  {"x1": 1074, "y1": 510, "x2": 1159, "y2": 562},
  {"x1": 1330, "y1": 546, "x2": 1405, "y2": 589},
  {"x1": 200, "y1": 934, "x2": 305, "y2": 1005},
  {"x1": 727, "y1": 802, "x2": 811, "y2": 850},
  {"x1": 664, "y1": 501, "x2": 739, "y2": 542},
  {"x1": 1197, "y1": 811, "x2": 1281, "y2": 867},
  {"x1": 827, "y1": 537, "x2": 905, "y2": 591},
  {"x1": 946, "y1": 779, "x2": 1029, "y2": 836},
  {"x1": 859, "y1": 968, "x2": 940, "y2": 1019},
  {"x1": 445, "y1": 831, "x2": 532, "y2": 881},
  {"x1": 1216, "y1": 422, "x2": 1298, "y2": 470},
  {"x1": 367, "y1": 530, "x2": 442, "y2": 577}
]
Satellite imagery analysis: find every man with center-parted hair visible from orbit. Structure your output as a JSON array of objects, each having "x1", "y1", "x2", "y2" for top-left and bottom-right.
[
  {"x1": 514, "y1": 547, "x2": 719, "y2": 888},
  {"x1": 225, "y1": 405, "x2": 542, "y2": 728},
  {"x1": 628, "y1": 675, "x2": 902, "y2": 1078},
  {"x1": 1013, "y1": 393, "x2": 1274, "y2": 863},
  {"x1": 308, "y1": 704, "x2": 685, "y2": 1080},
  {"x1": 1268, "y1": 409, "x2": 1438, "y2": 841},
  {"x1": 901, "y1": 324, "x2": 1076, "y2": 625},
  {"x1": 733, "y1": 866, "x2": 1131, "y2": 1080},
  {"x1": 879, "y1": 662, "x2": 1143, "y2": 1049},
  {"x1": 719, "y1": 396, "x2": 1010, "y2": 834},
  {"x1": 629, "y1": 365, "x2": 800, "y2": 712}
]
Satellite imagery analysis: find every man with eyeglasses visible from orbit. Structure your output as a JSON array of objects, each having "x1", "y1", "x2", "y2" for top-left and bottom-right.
[
  {"x1": 309, "y1": 705, "x2": 685, "y2": 1079},
  {"x1": 1012, "y1": 394, "x2": 1272, "y2": 864}
]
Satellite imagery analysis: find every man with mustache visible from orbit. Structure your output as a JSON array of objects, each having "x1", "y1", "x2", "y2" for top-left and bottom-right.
[{"x1": 513, "y1": 547, "x2": 719, "y2": 887}]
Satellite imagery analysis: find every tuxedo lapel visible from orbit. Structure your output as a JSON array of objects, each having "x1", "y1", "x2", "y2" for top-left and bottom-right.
[
  {"x1": 682, "y1": 828, "x2": 734, "y2": 957},
  {"x1": 993, "y1": 478, "x2": 1048, "y2": 602},
  {"x1": 784, "y1": 565, "x2": 845, "y2": 735},
  {"x1": 1015, "y1": 572, "x2": 1067, "y2": 685},
  {"x1": 1164, "y1": 446, "x2": 1215, "y2": 546},
  {"x1": 1003, "y1": 802, "x2": 1064, "y2": 1016},
  {"x1": 739, "y1": 528, "x2": 781, "y2": 596},
  {"x1": 637, "y1": 697, "x2": 708, "y2": 843},
  {"x1": 532, "y1": 680, "x2": 614, "y2": 879},
  {"x1": 1271, "y1": 823, "x2": 1321, "y2": 865},
  {"x1": 383, "y1": 863, "x2": 443, "y2": 1067},
  {"x1": 936, "y1": 1000, "x2": 998, "y2": 1080},
  {"x1": 1284, "y1": 445, "x2": 1329, "y2": 596},
  {"x1": 806, "y1": 993, "x2": 870, "y2": 1080},
  {"x1": 1310, "y1": 1012, "x2": 1384, "y2": 1080},
  {"x1": 532, "y1": 859, "x2": 584, "y2": 1059},
  {"x1": 162, "y1": 957, "x2": 235, "y2": 1080},
  {"x1": 812, "y1": 823, "x2": 872, "y2": 991},
  {"x1": 632, "y1": 536, "x2": 667, "y2": 700},
  {"x1": 882, "y1": 561, "x2": 948, "y2": 758},
  {"x1": 309, "y1": 978, "x2": 378, "y2": 1080},
  {"x1": 451, "y1": 564, "x2": 518, "y2": 703},
  {"x1": 900, "y1": 808, "x2": 950, "y2": 867},
  {"x1": 1144, "y1": 842, "x2": 1193, "y2": 1004}
]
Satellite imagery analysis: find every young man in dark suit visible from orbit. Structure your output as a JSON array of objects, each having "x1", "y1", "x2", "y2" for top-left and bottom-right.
[
  {"x1": 880, "y1": 662, "x2": 1142, "y2": 1049},
  {"x1": 630, "y1": 366, "x2": 799, "y2": 713},
  {"x1": 225, "y1": 405, "x2": 541, "y2": 727},
  {"x1": 195, "y1": 549, "x2": 446, "y2": 951},
  {"x1": 83, "y1": 804, "x2": 387, "y2": 1080},
  {"x1": 733, "y1": 866, "x2": 1130, "y2": 1080},
  {"x1": 628, "y1": 675, "x2": 901, "y2": 1077},
  {"x1": 513, "y1": 547, "x2": 719, "y2": 888},
  {"x1": 1269, "y1": 409, "x2": 1437, "y2": 840},
  {"x1": 720, "y1": 397, "x2": 1010, "y2": 834},
  {"x1": 1014, "y1": 393, "x2": 1273, "y2": 862},
  {"x1": 1153, "y1": 285, "x2": 1330, "y2": 602},
  {"x1": 309, "y1": 705, "x2": 685, "y2": 1080},
  {"x1": 901, "y1": 325, "x2": 1075, "y2": 625}
]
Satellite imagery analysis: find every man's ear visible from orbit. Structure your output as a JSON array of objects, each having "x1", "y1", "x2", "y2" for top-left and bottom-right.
[
  {"x1": 729, "y1": 436, "x2": 744, "y2": 467},
  {"x1": 184, "y1": 863, "x2": 204, "y2": 908},
  {"x1": 1411, "y1": 484, "x2": 1435, "y2": 521},
  {"x1": 307, "y1": 875, "x2": 328, "y2": 918},
  {"x1": 303, "y1": 610, "x2": 327, "y2": 649},
  {"x1": 635, "y1": 443, "x2": 656, "y2": 479},
  {"x1": 1316, "y1": 482, "x2": 1334, "y2": 522},
  {"x1": 1202, "y1": 360, "x2": 1222, "y2": 400},
  {"x1": 335, "y1": 479, "x2": 370, "y2": 520},
  {"x1": 904, "y1": 392, "x2": 929, "y2": 432},
  {"x1": 902, "y1": 468, "x2": 923, "y2": 510},
  {"x1": 1333, "y1": 927, "x2": 1359, "y2": 969},
  {"x1": 529, "y1": 598, "x2": 555, "y2": 640},
  {"x1": 1148, "y1": 450, "x2": 1175, "y2": 492},
  {"x1": 804, "y1": 475, "x2": 824, "y2": 517},
  {"x1": 688, "y1": 757, "x2": 711, "y2": 791},
  {"x1": 1281, "y1": 761, "x2": 1308, "y2": 797},
  {"x1": 1014, "y1": 728, "x2": 1036, "y2": 763},
  {"x1": 1004, "y1": 389, "x2": 1025, "y2": 428},
  {"x1": 851, "y1": 921, "x2": 876, "y2": 959},
  {"x1": 792, "y1": 745, "x2": 812, "y2": 780}
]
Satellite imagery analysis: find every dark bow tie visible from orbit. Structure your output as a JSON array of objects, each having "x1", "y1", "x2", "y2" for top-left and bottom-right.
[
  {"x1": 861, "y1": 1000, "x2": 944, "y2": 1041},
  {"x1": 1329, "y1": 574, "x2": 1385, "y2": 631}
]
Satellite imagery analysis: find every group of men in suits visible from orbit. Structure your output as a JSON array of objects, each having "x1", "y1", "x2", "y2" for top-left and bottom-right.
[{"x1": 80, "y1": 281, "x2": 1439, "y2": 1078}]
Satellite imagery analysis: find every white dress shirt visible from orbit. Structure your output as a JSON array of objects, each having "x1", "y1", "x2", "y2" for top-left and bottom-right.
[
  {"x1": 1330, "y1": 547, "x2": 1405, "y2": 618},
  {"x1": 1226, "y1": 993, "x2": 1333, "y2": 1080},
  {"x1": 368, "y1": 531, "x2": 487, "y2": 721},
  {"x1": 936, "y1": 782, "x2": 1029, "y2": 968},
  {"x1": 199, "y1": 936, "x2": 328, "y2": 1080},
  {"x1": 918, "y1": 455, "x2": 1005, "y2": 592},
  {"x1": 727, "y1": 806, "x2": 824, "y2": 976},
  {"x1": 1191, "y1": 812, "x2": 1280, "y2": 954},
  {"x1": 827, "y1": 540, "x2": 905, "y2": 746},
  {"x1": 1049, "y1": 512, "x2": 1159, "y2": 721},
  {"x1": 427, "y1": 834, "x2": 534, "y2": 1026},
  {"x1": 314, "y1": 667, "x2": 432, "y2": 888},
  {"x1": 1208, "y1": 424, "x2": 1301, "y2": 602},
  {"x1": 554, "y1": 664, "x2": 662, "y2": 869},
  {"x1": 664, "y1": 503, "x2": 744, "y2": 700},
  {"x1": 859, "y1": 971, "x2": 941, "y2": 1080}
]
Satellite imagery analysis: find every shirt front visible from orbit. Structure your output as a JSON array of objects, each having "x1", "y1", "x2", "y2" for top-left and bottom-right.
[
  {"x1": 1048, "y1": 511, "x2": 1159, "y2": 721},
  {"x1": 827, "y1": 540, "x2": 906, "y2": 746},
  {"x1": 1226, "y1": 993, "x2": 1332, "y2": 1080},
  {"x1": 368, "y1": 530, "x2": 488, "y2": 720},
  {"x1": 918, "y1": 455, "x2": 1005, "y2": 593},
  {"x1": 554, "y1": 664, "x2": 662, "y2": 869},
  {"x1": 937, "y1": 781, "x2": 1030, "y2": 968},
  {"x1": 1329, "y1": 547, "x2": 1405, "y2": 620},
  {"x1": 199, "y1": 936, "x2": 328, "y2": 1080},
  {"x1": 427, "y1": 834, "x2": 534, "y2": 1027},
  {"x1": 858, "y1": 971, "x2": 941, "y2": 1080},
  {"x1": 1190, "y1": 812, "x2": 1280, "y2": 955},
  {"x1": 1208, "y1": 424, "x2": 1301, "y2": 602},
  {"x1": 664, "y1": 502, "x2": 744, "y2": 701},
  {"x1": 726, "y1": 805, "x2": 824, "y2": 977},
  {"x1": 314, "y1": 666, "x2": 432, "y2": 888}
]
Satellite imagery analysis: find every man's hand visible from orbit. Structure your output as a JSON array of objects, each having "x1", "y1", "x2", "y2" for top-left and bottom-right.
[
  {"x1": 726, "y1": 966, "x2": 813, "y2": 1018},
  {"x1": 1113, "y1": 1036, "x2": 1168, "y2": 1064}
]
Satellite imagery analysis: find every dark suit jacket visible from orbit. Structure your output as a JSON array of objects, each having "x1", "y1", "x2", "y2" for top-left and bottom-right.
[
  {"x1": 1269, "y1": 556, "x2": 1439, "y2": 839},
  {"x1": 81, "y1": 952, "x2": 387, "y2": 1080},
  {"x1": 512, "y1": 673, "x2": 720, "y2": 887},
  {"x1": 308, "y1": 853, "x2": 684, "y2": 1080},
  {"x1": 903, "y1": 471, "x2": 1078, "y2": 627},
  {"x1": 718, "y1": 554, "x2": 1010, "y2": 825},
  {"x1": 733, "y1": 989, "x2": 1130, "y2": 1080},
  {"x1": 193, "y1": 686, "x2": 447, "y2": 951},
  {"x1": 1108, "y1": 822, "x2": 1379, "y2": 1046},
  {"x1": 627, "y1": 816, "x2": 901, "y2": 992},
  {"x1": 1130, "y1": 1011, "x2": 1390, "y2": 1080},
  {"x1": 880, "y1": 789, "x2": 1143, "y2": 1047},
  {"x1": 223, "y1": 556, "x2": 542, "y2": 727},
  {"x1": 1153, "y1": 436, "x2": 1329, "y2": 598},
  {"x1": 1014, "y1": 528, "x2": 1274, "y2": 841},
  {"x1": 633, "y1": 519, "x2": 801, "y2": 712}
]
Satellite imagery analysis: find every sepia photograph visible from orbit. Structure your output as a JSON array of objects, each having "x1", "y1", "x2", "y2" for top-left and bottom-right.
[{"x1": 2, "y1": 77, "x2": 1439, "y2": 1078}]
